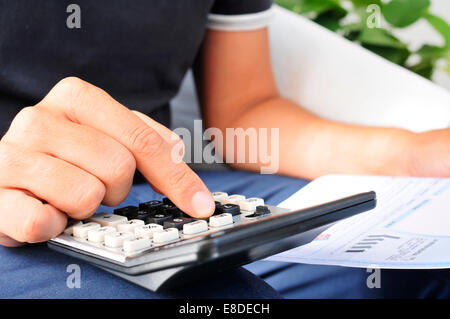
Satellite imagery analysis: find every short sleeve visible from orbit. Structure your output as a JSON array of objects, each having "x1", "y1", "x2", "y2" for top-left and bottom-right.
[{"x1": 207, "y1": 0, "x2": 274, "y2": 31}]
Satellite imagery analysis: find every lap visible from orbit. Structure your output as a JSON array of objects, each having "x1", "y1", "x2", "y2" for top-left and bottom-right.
[{"x1": 0, "y1": 242, "x2": 280, "y2": 298}]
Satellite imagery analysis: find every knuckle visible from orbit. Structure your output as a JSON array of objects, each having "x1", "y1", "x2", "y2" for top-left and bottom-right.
[
  {"x1": 21, "y1": 211, "x2": 47, "y2": 243},
  {"x1": 54, "y1": 76, "x2": 87, "y2": 93},
  {"x1": 110, "y1": 151, "x2": 136, "y2": 185},
  {"x1": 129, "y1": 126, "x2": 165, "y2": 157},
  {"x1": 2, "y1": 106, "x2": 55, "y2": 149},
  {"x1": 0, "y1": 142, "x2": 13, "y2": 165},
  {"x1": 47, "y1": 76, "x2": 90, "y2": 113},
  {"x1": 0, "y1": 142, "x2": 22, "y2": 174},
  {"x1": 9, "y1": 107, "x2": 44, "y2": 133},
  {"x1": 4, "y1": 107, "x2": 52, "y2": 147},
  {"x1": 75, "y1": 179, "x2": 106, "y2": 218},
  {"x1": 168, "y1": 165, "x2": 193, "y2": 190}
]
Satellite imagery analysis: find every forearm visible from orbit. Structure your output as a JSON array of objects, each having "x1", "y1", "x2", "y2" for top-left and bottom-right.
[
  {"x1": 197, "y1": 28, "x2": 447, "y2": 179},
  {"x1": 214, "y1": 97, "x2": 417, "y2": 179}
]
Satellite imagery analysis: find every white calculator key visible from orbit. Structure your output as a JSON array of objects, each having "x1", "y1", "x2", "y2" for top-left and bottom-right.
[
  {"x1": 63, "y1": 221, "x2": 82, "y2": 236},
  {"x1": 209, "y1": 213, "x2": 233, "y2": 227},
  {"x1": 239, "y1": 198, "x2": 265, "y2": 212},
  {"x1": 104, "y1": 232, "x2": 135, "y2": 248},
  {"x1": 123, "y1": 237, "x2": 152, "y2": 252},
  {"x1": 183, "y1": 220, "x2": 208, "y2": 235},
  {"x1": 73, "y1": 222, "x2": 101, "y2": 238},
  {"x1": 134, "y1": 224, "x2": 163, "y2": 238},
  {"x1": 223, "y1": 194, "x2": 246, "y2": 205},
  {"x1": 116, "y1": 219, "x2": 145, "y2": 232},
  {"x1": 212, "y1": 192, "x2": 228, "y2": 203},
  {"x1": 88, "y1": 213, "x2": 127, "y2": 227},
  {"x1": 153, "y1": 228, "x2": 179, "y2": 244},
  {"x1": 87, "y1": 226, "x2": 116, "y2": 243}
]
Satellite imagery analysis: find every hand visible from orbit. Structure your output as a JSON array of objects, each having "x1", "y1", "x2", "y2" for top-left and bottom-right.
[
  {"x1": 407, "y1": 128, "x2": 450, "y2": 177},
  {"x1": 0, "y1": 77, "x2": 215, "y2": 247}
]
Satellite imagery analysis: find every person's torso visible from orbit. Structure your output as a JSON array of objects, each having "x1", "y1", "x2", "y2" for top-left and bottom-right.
[{"x1": 0, "y1": 0, "x2": 214, "y2": 133}]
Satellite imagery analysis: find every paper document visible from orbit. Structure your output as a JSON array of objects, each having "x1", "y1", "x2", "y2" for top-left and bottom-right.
[{"x1": 266, "y1": 175, "x2": 450, "y2": 269}]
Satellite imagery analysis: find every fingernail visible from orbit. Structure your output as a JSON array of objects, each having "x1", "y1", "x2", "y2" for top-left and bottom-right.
[{"x1": 191, "y1": 191, "x2": 215, "y2": 217}]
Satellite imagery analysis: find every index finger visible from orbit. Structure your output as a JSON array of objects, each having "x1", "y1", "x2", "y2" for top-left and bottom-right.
[{"x1": 38, "y1": 77, "x2": 215, "y2": 218}]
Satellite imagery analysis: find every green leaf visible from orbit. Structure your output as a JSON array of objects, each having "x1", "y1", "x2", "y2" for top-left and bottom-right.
[
  {"x1": 359, "y1": 27, "x2": 410, "y2": 65},
  {"x1": 413, "y1": 44, "x2": 450, "y2": 77},
  {"x1": 340, "y1": 22, "x2": 362, "y2": 32},
  {"x1": 299, "y1": 0, "x2": 342, "y2": 15},
  {"x1": 363, "y1": 44, "x2": 410, "y2": 65},
  {"x1": 445, "y1": 62, "x2": 450, "y2": 75},
  {"x1": 276, "y1": 0, "x2": 345, "y2": 17},
  {"x1": 340, "y1": 22, "x2": 363, "y2": 38},
  {"x1": 276, "y1": 0, "x2": 447, "y2": 79},
  {"x1": 351, "y1": 0, "x2": 382, "y2": 8},
  {"x1": 351, "y1": 0, "x2": 382, "y2": 20},
  {"x1": 423, "y1": 13, "x2": 450, "y2": 47},
  {"x1": 383, "y1": 0, "x2": 430, "y2": 28},
  {"x1": 275, "y1": 0, "x2": 303, "y2": 14},
  {"x1": 416, "y1": 45, "x2": 449, "y2": 61},
  {"x1": 314, "y1": 6, "x2": 348, "y2": 31},
  {"x1": 344, "y1": 30, "x2": 362, "y2": 42},
  {"x1": 359, "y1": 27, "x2": 407, "y2": 49},
  {"x1": 408, "y1": 60, "x2": 434, "y2": 79}
]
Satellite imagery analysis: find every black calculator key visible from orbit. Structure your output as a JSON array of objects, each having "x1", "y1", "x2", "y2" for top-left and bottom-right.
[
  {"x1": 254, "y1": 205, "x2": 271, "y2": 217},
  {"x1": 217, "y1": 203, "x2": 241, "y2": 216},
  {"x1": 163, "y1": 217, "x2": 193, "y2": 230},
  {"x1": 158, "y1": 204, "x2": 184, "y2": 217},
  {"x1": 139, "y1": 200, "x2": 163, "y2": 213},
  {"x1": 146, "y1": 213, "x2": 173, "y2": 225},
  {"x1": 162, "y1": 197, "x2": 174, "y2": 206},
  {"x1": 135, "y1": 211, "x2": 151, "y2": 221},
  {"x1": 114, "y1": 206, "x2": 139, "y2": 219},
  {"x1": 213, "y1": 201, "x2": 222, "y2": 215}
]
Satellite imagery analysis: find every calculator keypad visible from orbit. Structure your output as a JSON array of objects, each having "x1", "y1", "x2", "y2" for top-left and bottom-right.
[
  {"x1": 153, "y1": 228, "x2": 179, "y2": 244},
  {"x1": 104, "y1": 232, "x2": 135, "y2": 248},
  {"x1": 239, "y1": 198, "x2": 265, "y2": 212},
  {"x1": 216, "y1": 203, "x2": 241, "y2": 216},
  {"x1": 212, "y1": 192, "x2": 228, "y2": 203},
  {"x1": 87, "y1": 226, "x2": 116, "y2": 243},
  {"x1": 209, "y1": 213, "x2": 233, "y2": 227},
  {"x1": 163, "y1": 217, "x2": 193, "y2": 230},
  {"x1": 146, "y1": 213, "x2": 174, "y2": 225},
  {"x1": 223, "y1": 194, "x2": 246, "y2": 205},
  {"x1": 123, "y1": 237, "x2": 152, "y2": 252},
  {"x1": 88, "y1": 213, "x2": 128, "y2": 226},
  {"x1": 73, "y1": 222, "x2": 100, "y2": 238},
  {"x1": 63, "y1": 221, "x2": 82, "y2": 236},
  {"x1": 114, "y1": 206, "x2": 139, "y2": 219},
  {"x1": 53, "y1": 193, "x2": 276, "y2": 259},
  {"x1": 183, "y1": 220, "x2": 208, "y2": 235},
  {"x1": 138, "y1": 200, "x2": 163, "y2": 213},
  {"x1": 116, "y1": 219, "x2": 145, "y2": 232},
  {"x1": 134, "y1": 224, "x2": 163, "y2": 238}
]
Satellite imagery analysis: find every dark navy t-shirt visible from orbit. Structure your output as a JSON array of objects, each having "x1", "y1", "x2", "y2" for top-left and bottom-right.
[{"x1": 0, "y1": 0, "x2": 273, "y2": 135}]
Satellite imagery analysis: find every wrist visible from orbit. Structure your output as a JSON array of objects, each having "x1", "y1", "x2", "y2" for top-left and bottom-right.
[
  {"x1": 363, "y1": 127, "x2": 418, "y2": 177},
  {"x1": 401, "y1": 129, "x2": 450, "y2": 177}
]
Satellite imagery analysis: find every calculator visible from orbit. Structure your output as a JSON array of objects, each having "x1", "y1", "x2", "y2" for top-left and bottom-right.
[{"x1": 48, "y1": 191, "x2": 376, "y2": 291}]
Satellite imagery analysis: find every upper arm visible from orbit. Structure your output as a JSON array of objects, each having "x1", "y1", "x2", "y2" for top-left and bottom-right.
[{"x1": 194, "y1": 3, "x2": 278, "y2": 130}]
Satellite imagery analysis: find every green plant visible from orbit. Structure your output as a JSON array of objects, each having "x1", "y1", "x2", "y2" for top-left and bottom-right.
[{"x1": 275, "y1": 0, "x2": 450, "y2": 80}]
